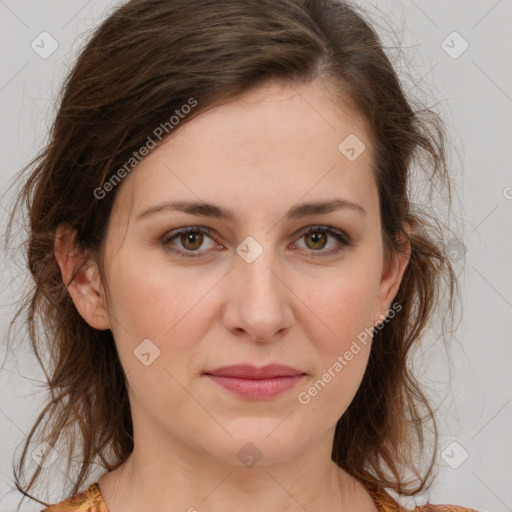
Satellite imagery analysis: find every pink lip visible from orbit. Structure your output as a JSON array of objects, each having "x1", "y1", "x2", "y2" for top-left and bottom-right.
[
  {"x1": 203, "y1": 364, "x2": 306, "y2": 400},
  {"x1": 204, "y1": 364, "x2": 304, "y2": 379}
]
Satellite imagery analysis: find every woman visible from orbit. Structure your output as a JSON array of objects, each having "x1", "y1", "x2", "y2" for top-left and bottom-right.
[{"x1": 5, "y1": 0, "x2": 479, "y2": 510}]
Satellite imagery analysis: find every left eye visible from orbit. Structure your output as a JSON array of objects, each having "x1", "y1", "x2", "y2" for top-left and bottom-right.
[
  {"x1": 161, "y1": 225, "x2": 350, "y2": 258},
  {"x1": 293, "y1": 226, "x2": 348, "y2": 254}
]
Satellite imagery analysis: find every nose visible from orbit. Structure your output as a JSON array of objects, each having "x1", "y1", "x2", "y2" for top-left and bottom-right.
[{"x1": 221, "y1": 242, "x2": 294, "y2": 343}]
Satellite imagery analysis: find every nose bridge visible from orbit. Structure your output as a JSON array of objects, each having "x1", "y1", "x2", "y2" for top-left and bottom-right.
[
  {"x1": 239, "y1": 244, "x2": 279, "y2": 300},
  {"x1": 227, "y1": 234, "x2": 292, "y2": 340}
]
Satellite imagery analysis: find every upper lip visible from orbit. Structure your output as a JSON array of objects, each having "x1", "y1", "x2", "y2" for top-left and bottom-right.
[{"x1": 203, "y1": 364, "x2": 305, "y2": 379}]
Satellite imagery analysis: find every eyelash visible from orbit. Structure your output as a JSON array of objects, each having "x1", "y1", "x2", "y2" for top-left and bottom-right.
[{"x1": 161, "y1": 225, "x2": 351, "y2": 259}]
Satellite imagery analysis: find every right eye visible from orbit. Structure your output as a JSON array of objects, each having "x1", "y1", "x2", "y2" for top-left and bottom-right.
[{"x1": 161, "y1": 226, "x2": 219, "y2": 257}]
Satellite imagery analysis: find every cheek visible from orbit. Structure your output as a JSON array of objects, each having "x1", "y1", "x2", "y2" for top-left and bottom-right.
[
  {"x1": 295, "y1": 277, "x2": 376, "y2": 421},
  {"x1": 292, "y1": 264, "x2": 379, "y2": 412},
  {"x1": 104, "y1": 253, "x2": 218, "y2": 376},
  {"x1": 296, "y1": 266, "x2": 380, "y2": 343},
  {"x1": 106, "y1": 252, "x2": 192, "y2": 335},
  {"x1": 104, "y1": 258, "x2": 204, "y2": 414}
]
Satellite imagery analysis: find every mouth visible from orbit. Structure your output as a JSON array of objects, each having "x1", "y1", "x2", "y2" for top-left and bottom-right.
[{"x1": 202, "y1": 364, "x2": 306, "y2": 400}]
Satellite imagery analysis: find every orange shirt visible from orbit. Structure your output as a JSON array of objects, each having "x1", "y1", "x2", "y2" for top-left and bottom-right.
[{"x1": 42, "y1": 481, "x2": 481, "y2": 512}]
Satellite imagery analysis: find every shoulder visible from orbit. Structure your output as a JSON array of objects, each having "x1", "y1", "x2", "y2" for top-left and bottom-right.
[
  {"x1": 41, "y1": 483, "x2": 108, "y2": 512},
  {"x1": 367, "y1": 483, "x2": 481, "y2": 512},
  {"x1": 416, "y1": 505, "x2": 482, "y2": 512}
]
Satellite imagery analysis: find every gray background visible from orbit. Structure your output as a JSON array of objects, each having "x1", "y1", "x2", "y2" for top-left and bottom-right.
[{"x1": 0, "y1": 1, "x2": 511, "y2": 511}]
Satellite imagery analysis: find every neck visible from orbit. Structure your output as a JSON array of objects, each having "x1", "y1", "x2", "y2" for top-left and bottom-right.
[{"x1": 98, "y1": 436, "x2": 376, "y2": 512}]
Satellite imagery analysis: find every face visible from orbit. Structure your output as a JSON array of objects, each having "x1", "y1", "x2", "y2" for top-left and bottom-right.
[{"x1": 58, "y1": 79, "x2": 409, "y2": 468}]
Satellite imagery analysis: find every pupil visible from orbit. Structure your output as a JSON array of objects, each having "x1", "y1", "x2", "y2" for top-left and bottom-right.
[
  {"x1": 308, "y1": 232, "x2": 325, "y2": 249},
  {"x1": 183, "y1": 232, "x2": 202, "y2": 249}
]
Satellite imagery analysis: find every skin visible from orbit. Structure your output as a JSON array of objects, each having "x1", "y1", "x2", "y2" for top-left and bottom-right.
[{"x1": 54, "y1": 79, "x2": 410, "y2": 512}]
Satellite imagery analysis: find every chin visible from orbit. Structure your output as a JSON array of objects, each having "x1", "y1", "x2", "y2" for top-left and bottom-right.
[{"x1": 201, "y1": 431, "x2": 306, "y2": 468}]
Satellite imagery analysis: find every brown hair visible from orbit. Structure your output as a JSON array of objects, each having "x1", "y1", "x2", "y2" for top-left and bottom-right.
[{"x1": 3, "y1": 0, "x2": 460, "y2": 508}]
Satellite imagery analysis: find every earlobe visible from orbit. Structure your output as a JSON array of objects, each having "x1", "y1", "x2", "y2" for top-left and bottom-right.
[{"x1": 54, "y1": 222, "x2": 111, "y2": 331}]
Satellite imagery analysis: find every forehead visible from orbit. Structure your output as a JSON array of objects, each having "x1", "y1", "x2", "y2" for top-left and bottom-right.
[{"x1": 111, "y1": 79, "x2": 377, "y2": 224}]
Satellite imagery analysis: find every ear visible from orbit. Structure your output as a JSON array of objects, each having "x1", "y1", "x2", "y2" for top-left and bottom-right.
[
  {"x1": 374, "y1": 223, "x2": 411, "y2": 327},
  {"x1": 54, "y1": 222, "x2": 111, "y2": 330}
]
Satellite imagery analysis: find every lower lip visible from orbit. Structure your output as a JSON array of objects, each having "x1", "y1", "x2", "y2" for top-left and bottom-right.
[{"x1": 204, "y1": 374, "x2": 305, "y2": 399}]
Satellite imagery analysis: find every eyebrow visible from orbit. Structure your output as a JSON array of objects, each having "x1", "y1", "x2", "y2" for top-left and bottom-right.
[{"x1": 136, "y1": 198, "x2": 366, "y2": 222}]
